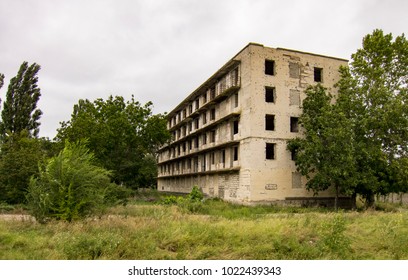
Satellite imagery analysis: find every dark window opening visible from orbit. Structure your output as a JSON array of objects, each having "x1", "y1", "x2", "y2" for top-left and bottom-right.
[
  {"x1": 202, "y1": 111, "x2": 207, "y2": 124},
  {"x1": 195, "y1": 99, "x2": 199, "y2": 110},
  {"x1": 290, "y1": 117, "x2": 299, "y2": 132},
  {"x1": 210, "y1": 130, "x2": 216, "y2": 143},
  {"x1": 194, "y1": 137, "x2": 199, "y2": 148},
  {"x1": 220, "y1": 150, "x2": 226, "y2": 165},
  {"x1": 202, "y1": 133, "x2": 207, "y2": 145},
  {"x1": 265, "y1": 60, "x2": 275, "y2": 75},
  {"x1": 265, "y1": 114, "x2": 275, "y2": 131},
  {"x1": 210, "y1": 86, "x2": 216, "y2": 100},
  {"x1": 194, "y1": 118, "x2": 199, "y2": 129},
  {"x1": 314, "y1": 67, "x2": 323, "y2": 82},
  {"x1": 211, "y1": 152, "x2": 215, "y2": 164},
  {"x1": 233, "y1": 146, "x2": 239, "y2": 161},
  {"x1": 233, "y1": 120, "x2": 239, "y2": 134},
  {"x1": 265, "y1": 87, "x2": 275, "y2": 103},
  {"x1": 291, "y1": 149, "x2": 297, "y2": 161},
  {"x1": 188, "y1": 104, "x2": 193, "y2": 115},
  {"x1": 266, "y1": 143, "x2": 275, "y2": 160},
  {"x1": 210, "y1": 108, "x2": 216, "y2": 120}
]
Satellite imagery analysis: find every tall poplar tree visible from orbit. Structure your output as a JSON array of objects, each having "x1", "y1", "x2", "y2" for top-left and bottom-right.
[{"x1": 0, "y1": 62, "x2": 43, "y2": 139}]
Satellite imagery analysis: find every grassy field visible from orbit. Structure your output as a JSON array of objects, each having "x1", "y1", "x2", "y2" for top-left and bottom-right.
[{"x1": 1, "y1": 194, "x2": 408, "y2": 260}]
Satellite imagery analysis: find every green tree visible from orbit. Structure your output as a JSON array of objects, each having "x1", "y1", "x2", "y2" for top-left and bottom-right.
[
  {"x1": 287, "y1": 85, "x2": 357, "y2": 210},
  {"x1": 336, "y1": 29, "x2": 408, "y2": 207},
  {"x1": 0, "y1": 131, "x2": 46, "y2": 204},
  {"x1": 0, "y1": 62, "x2": 42, "y2": 139},
  {"x1": 0, "y1": 73, "x2": 4, "y2": 91},
  {"x1": 26, "y1": 141, "x2": 122, "y2": 223},
  {"x1": 56, "y1": 95, "x2": 170, "y2": 188}
]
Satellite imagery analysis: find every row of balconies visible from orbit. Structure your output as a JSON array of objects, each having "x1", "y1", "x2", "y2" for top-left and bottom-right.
[
  {"x1": 158, "y1": 147, "x2": 240, "y2": 178},
  {"x1": 159, "y1": 119, "x2": 240, "y2": 164},
  {"x1": 168, "y1": 66, "x2": 240, "y2": 130}
]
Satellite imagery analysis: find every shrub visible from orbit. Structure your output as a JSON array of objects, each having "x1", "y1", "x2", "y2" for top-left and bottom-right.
[{"x1": 26, "y1": 141, "x2": 121, "y2": 223}]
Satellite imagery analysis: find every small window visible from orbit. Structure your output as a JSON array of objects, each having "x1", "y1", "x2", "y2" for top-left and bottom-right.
[
  {"x1": 194, "y1": 137, "x2": 199, "y2": 148},
  {"x1": 265, "y1": 60, "x2": 275, "y2": 75},
  {"x1": 265, "y1": 114, "x2": 275, "y2": 131},
  {"x1": 188, "y1": 104, "x2": 193, "y2": 115},
  {"x1": 290, "y1": 117, "x2": 299, "y2": 132},
  {"x1": 210, "y1": 130, "x2": 216, "y2": 143},
  {"x1": 265, "y1": 87, "x2": 275, "y2": 103},
  {"x1": 203, "y1": 93, "x2": 207, "y2": 104},
  {"x1": 210, "y1": 152, "x2": 215, "y2": 164},
  {"x1": 202, "y1": 133, "x2": 207, "y2": 145},
  {"x1": 210, "y1": 86, "x2": 216, "y2": 100},
  {"x1": 314, "y1": 67, "x2": 323, "y2": 82},
  {"x1": 266, "y1": 143, "x2": 275, "y2": 160},
  {"x1": 202, "y1": 111, "x2": 207, "y2": 125},
  {"x1": 233, "y1": 120, "x2": 239, "y2": 134},
  {"x1": 194, "y1": 118, "x2": 199, "y2": 130},
  {"x1": 220, "y1": 150, "x2": 226, "y2": 164},
  {"x1": 233, "y1": 146, "x2": 239, "y2": 161},
  {"x1": 234, "y1": 93, "x2": 239, "y2": 107},
  {"x1": 210, "y1": 108, "x2": 216, "y2": 120},
  {"x1": 195, "y1": 99, "x2": 199, "y2": 110}
]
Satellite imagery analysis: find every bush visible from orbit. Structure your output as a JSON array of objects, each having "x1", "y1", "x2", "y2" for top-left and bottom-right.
[{"x1": 26, "y1": 141, "x2": 122, "y2": 223}]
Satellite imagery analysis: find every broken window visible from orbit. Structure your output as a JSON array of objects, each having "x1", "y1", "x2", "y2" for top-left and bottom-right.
[
  {"x1": 265, "y1": 143, "x2": 275, "y2": 160},
  {"x1": 265, "y1": 60, "x2": 275, "y2": 75},
  {"x1": 194, "y1": 118, "x2": 199, "y2": 130},
  {"x1": 194, "y1": 137, "x2": 199, "y2": 148},
  {"x1": 210, "y1": 108, "x2": 216, "y2": 120},
  {"x1": 220, "y1": 150, "x2": 226, "y2": 165},
  {"x1": 210, "y1": 152, "x2": 215, "y2": 165},
  {"x1": 233, "y1": 146, "x2": 239, "y2": 161},
  {"x1": 210, "y1": 130, "x2": 216, "y2": 143},
  {"x1": 210, "y1": 86, "x2": 216, "y2": 100},
  {"x1": 314, "y1": 67, "x2": 323, "y2": 82},
  {"x1": 290, "y1": 117, "x2": 299, "y2": 132},
  {"x1": 195, "y1": 99, "x2": 199, "y2": 111},
  {"x1": 233, "y1": 120, "x2": 239, "y2": 134},
  {"x1": 265, "y1": 87, "x2": 275, "y2": 103},
  {"x1": 265, "y1": 114, "x2": 275, "y2": 131}
]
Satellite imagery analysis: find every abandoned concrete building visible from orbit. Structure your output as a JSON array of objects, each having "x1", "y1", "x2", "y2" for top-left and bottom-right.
[{"x1": 157, "y1": 43, "x2": 350, "y2": 206}]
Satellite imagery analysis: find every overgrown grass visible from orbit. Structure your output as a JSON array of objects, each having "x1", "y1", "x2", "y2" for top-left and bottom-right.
[{"x1": 1, "y1": 196, "x2": 408, "y2": 260}]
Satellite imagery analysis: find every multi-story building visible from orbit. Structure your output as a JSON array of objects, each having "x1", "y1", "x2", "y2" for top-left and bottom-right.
[{"x1": 157, "y1": 43, "x2": 350, "y2": 206}]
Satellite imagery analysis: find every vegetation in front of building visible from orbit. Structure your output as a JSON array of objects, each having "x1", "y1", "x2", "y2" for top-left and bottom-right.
[{"x1": 1, "y1": 191, "x2": 408, "y2": 260}]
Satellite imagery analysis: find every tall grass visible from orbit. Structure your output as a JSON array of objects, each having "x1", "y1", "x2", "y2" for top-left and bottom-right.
[{"x1": 1, "y1": 198, "x2": 408, "y2": 259}]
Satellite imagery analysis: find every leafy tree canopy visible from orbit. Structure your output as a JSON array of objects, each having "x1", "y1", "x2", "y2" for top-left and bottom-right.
[
  {"x1": 56, "y1": 95, "x2": 170, "y2": 188},
  {"x1": 0, "y1": 62, "x2": 42, "y2": 139}
]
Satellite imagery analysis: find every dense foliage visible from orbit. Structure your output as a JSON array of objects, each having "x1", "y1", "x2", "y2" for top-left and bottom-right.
[
  {"x1": 26, "y1": 141, "x2": 126, "y2": 223},
  {"x1": 288, "y1": 29, "x2": 408, "y2": 208},
  {"x1": 56, "y1": 95, "x2": 171, "y2": 189},
  {"x1": 0, "y1": 62, "x2": 42, "y2": 139}
]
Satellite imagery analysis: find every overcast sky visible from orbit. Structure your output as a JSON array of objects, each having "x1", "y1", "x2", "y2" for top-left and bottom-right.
[{"x1": 0, "y1": 0, "x2": 407, "y2": 139}]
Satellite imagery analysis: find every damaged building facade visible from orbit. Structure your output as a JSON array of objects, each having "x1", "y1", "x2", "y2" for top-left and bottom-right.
[{"x1": 157, "y1": 43, "x2": 350, "y2": 206}]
